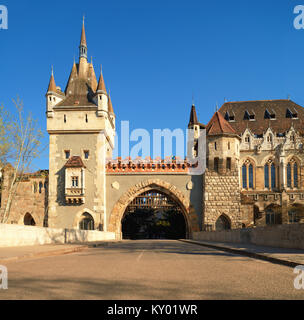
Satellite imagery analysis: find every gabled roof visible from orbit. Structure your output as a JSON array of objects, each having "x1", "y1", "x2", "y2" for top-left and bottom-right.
[
  {"x1": 64, "y1": 156, "x2": 86, "y2": 168},
  {"x1": 206, "y1": 111, "x2": 237, "y2": 136}
]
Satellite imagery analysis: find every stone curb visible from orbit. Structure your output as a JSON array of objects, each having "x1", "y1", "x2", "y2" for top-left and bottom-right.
[
  {"x1": 0, "y1": 245, "x2": 88, "y2": 264},
  {"x1": 180, "y1": 239, "x2": 301, "y2": 268}
]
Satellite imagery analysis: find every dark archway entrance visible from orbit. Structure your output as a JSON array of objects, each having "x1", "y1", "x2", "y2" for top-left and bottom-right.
[
  {"x1": 122, "y1": 190, "x2": 187, "y2": 240},
  {"x1": 24, "y1": 213, "x2": 36, "y2": 226},
  {"x1": 215, "y1": 215, "x2": 231, "y2": 231}
]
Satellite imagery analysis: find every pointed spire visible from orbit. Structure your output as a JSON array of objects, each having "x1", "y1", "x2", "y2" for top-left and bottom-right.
[
  {"x1": 65, "y1": 61, "x2": 78, "y2": 95},
  {"x1": 188, "y1": 103, "x2": 198, "y2": 128},
  {"x1": 47, "y1": 66, "x2": 57, "y2": 93},
  {"x1": 108, "y1": 90, "x2": 114, "y2": 114},
  {"x1": 79, "y1": 18, "x2": 87, "y2": 60},
  {"x1": 80, "y1": 16, "x2": 87, "y2": 47},
  {"x1": 97, "y1": 65, "x2": 107, "y2": 93}
]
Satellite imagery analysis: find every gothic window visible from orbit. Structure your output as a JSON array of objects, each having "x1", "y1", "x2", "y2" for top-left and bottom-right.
[
  {"x1": 214, "y1": 142, "x2": 217, "y2": 150},
  {"x1": 286, "y1": 159, "x2": 299, "y2": 189},
  {"x1": 242, "y1": 160, "x2": 254, "y2": 189},
  {"x1": 33, "y1": 182, "x2": 37, "y2": 193},
  {"x1": 242, "y1": 164, "x2": 247, "y2": 189},
  {"x1": 249, "y1": 164, "x2": 254, "y2": 189},
  {"x1": 245, "y1": 135, "x2": 250, "y2": 143},
  {"x1": 271, "y1": 163, "x2": 276, "y2": 189},
  {"x1": 264, "y1": 164, "x2": 269, "y2": 188},
  {"x1": 264, "y1": 160, "x2": 276, "y2": 189},
  {"x1": 267, "y1": 134, "x2": 273, "y2": 143},
  {"x1": 287, "y1": 163, "x2": 292, "y2": 188},
  {"x1": 294, "y1": 163, "x2": 298, "y2": 188}
]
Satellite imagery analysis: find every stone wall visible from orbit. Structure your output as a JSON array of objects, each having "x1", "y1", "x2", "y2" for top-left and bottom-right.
[
  {"x1": 203, "y1": 168, "x2": 244, "y2": 229},
  {"x1": 0, "y1": 223, "x2": 115, "y2": 247},
  {"x1": 193, "y1": 223, "x2": 304, "y2": 250}
]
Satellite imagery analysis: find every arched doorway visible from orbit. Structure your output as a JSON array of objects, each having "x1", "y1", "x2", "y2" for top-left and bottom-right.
[
  {"x1": 265, "y1": 204, "x2": 282, "y2": 225},
  {"x1": 79, "y1": 213, "x2": 95, "y2": 230},
  {"x1": 215, "y1": 215, "x2": 231, "y2": 231},
  {"x1": 121, "y1": 190, "x2": 187, "y2": 240},
  {"x1": 24, "y1": 213, "x2": 36, "y2": 226}
]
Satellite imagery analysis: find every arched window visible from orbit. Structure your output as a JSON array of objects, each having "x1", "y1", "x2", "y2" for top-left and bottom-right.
[
  {"x1": 241, "y1": 160, "x2": 255, "y2": 189},
  {"x1": 287, "y1": 163, "x2": 292, "y2": 188},
  {"x1": 286, "y1": 159, "x2": 300, "y2": 189},
  {"x1": 264, "y1": 164, "x2": 269, "y2": 188},
  {"x1": 39, "y1": 182, "x2": 43, "y2": 194},
  {"x1": 242, "y1": 164, "x2": 247, "y2": 189},
  {"x1": 264, "y1": 160, "x2": 276, "y2": 189},
  {"x1": 249, "y1": 164, "x2": 254, "y2": 189},
  {"x1": 271, "y1": 163, "x2": 276, "y2": 189},
  {"x1": 294, "y1": 163, "x2": 298, "y2": 188},
  {"x1": 79, "y1": 213, "x2": 94, "y2": 231}
]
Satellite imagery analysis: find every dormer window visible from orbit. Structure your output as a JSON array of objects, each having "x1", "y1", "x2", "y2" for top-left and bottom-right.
[
  {"x1": 264, "y1": 109, "x2": 276, "y2": 120},
  {"x1": 267, "y1": 134, "x2": 273, "y2": 143},
  {"x1": 286, "y1": 108, "x2": 298, "y2": 119},
  {"x1": 224, "y1": 111, "x2": 235, "y2": 122},
  {"x1": 244, "y1": 110, "x2": 255, "y2": 121},
  {"x1": 245, "y1": 135, "x2": 250, "y2": 143}
]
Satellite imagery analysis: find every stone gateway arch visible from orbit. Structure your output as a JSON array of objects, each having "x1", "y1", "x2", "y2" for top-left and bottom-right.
[{"x1": 107, "y1": 179, "x2": 200, "y2": 240}]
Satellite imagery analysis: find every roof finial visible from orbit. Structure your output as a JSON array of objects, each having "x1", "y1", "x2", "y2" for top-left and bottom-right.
[
  {"x1": 83, "y1": 14, "x2": 85, "y2": 26},
  {"x1": 216, "y1": 102, "x2": 219, "y2": 112},
  {"x1": 51, "y1": 65, "x2": 54, "y2": 76},
  {"x1": 192, "y1": 92, "x2": 195, "y2": 106}
]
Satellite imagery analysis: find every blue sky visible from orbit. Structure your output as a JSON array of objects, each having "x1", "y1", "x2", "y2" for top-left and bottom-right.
[{"x1": 0, "y1": 0, "x2": 304, "y2": 170}]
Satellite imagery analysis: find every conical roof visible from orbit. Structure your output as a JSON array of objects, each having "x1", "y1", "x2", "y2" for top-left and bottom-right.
[{"x1": 206, "y1": 111, "x2": 237, "y2": 136}]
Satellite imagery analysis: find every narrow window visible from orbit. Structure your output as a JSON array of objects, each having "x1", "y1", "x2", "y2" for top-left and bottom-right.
[
  {"x1": 249, "y1": 164, "x2": 254, "y2": 189},
  {"x1": 65, "y1": 150, "x2": 70, "y2": 159},
  {"x1": 287, "y1": 163, "x2": 292, "y2": 188},
  {"x1": 214, "y1": 158, "x2": 219, "y2": 172},
  {"x1": 39, "y1": 182, "x2": 43, "y2": 194},
  {"x1": 294, "y1": 163, "x2": 298, "y2": 188},
  {"x1": 64, "y1": 115, "x2": 67, "y2": 123},
  {"x1": 85, "y1": 114, "x2": 88, "y2": 123},
  {"x1": 84, "y1": 150, "x2": 90, "y2": 160},
  {"x1": 72, "y1": 176, "x2": 79, "y2": 187},
  {"x1": 242, "y1": 164, "x2": 247, "y2": 189},
  {"x1": 226, "y1": 157, "x2": 231, "y2": 170},
  {"x1": 264, "y1": 164, "x2": 269, "y2": 188},
  {"x1": 214, "y1": 142, "x2": 217, "y2": 150},
  {"x1": 271, "y1": 163, "x2": 276, "y2": 189},
  {"x1": 228, "y1": 142, "x2": 231, "y2": 150}
]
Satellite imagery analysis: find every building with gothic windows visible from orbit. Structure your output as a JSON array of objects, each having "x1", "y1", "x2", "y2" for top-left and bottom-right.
[{"x1": 1, "y1": 23, "x2": 304, "y2": 240}]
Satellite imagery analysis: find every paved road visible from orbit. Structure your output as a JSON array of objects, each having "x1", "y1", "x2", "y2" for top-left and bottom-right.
[{"x1": 0, "y1": 240, "x2": 303, "y2": 300}]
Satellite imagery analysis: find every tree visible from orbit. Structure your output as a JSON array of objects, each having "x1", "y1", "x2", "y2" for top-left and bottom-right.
[{"x1": 0, "y1": 98, "x2": 44, "y2": 224}]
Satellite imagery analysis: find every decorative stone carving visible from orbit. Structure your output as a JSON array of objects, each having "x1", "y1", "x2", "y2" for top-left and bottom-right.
[
  {"x1": 112, "y1": 181, "x2": 120, "y2": 190},
  {"x1": 187, "y1": 181, "x2": 193, "y2": 190}
]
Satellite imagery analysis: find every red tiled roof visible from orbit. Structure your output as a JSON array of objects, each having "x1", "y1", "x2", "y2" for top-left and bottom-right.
[
  {"x1": 206, "y1": 111, "x2": 237, "y2": 136},
  {"x1": 65, "y1": 156, "x2": 86, "y2": 168}
]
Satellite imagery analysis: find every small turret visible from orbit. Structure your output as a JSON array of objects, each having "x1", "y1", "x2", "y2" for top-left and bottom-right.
[
  {"x1": 46, "y1": 67, "x2": 64, "y2": 118},
  {"x1": 95, "y1": 66, "x2": 108, "y2": 117}
]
